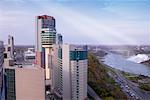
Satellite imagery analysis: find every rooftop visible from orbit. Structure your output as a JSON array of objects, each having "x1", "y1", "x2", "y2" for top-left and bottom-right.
[{"x1": 38, "y1": 15, "x2": 54, "y2": 19}]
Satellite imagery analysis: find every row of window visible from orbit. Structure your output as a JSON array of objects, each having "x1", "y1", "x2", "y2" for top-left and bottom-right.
[
  {"x1": 76, "y1": 64, "x2": 80, "y2": 99},
  {"x1": 41, "y1": 39, "x2": 56, "y2": 42},
  {"x1": 70, "y1": 51, "x2": 87, "y2": 60},
  {"x1": 5, "y1": 69, "x2": 16, "y2": 100}
]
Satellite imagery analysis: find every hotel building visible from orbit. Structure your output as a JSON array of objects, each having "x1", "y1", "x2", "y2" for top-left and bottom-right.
[
  {"x1": 51, "y1": 44, "x2": 87, "y2": 100},
  {"x1": 35, "y1": 15, "x2": 57, "y2": 79}
]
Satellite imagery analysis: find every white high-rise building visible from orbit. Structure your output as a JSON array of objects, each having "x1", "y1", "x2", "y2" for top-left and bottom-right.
[
  {"x1": 51, "y1": 44, "x2": 87, "y2": 100},
  {"x1": 4, "y1": 35, "x2": 15, "y2": 66},
  {"x1": 8, "y1": 35, "x2": 14, "y2": 59},
  {"x1": 35, "y1": 15, "x2": 63, "y2": 80},
  {"x1": 35, "y1": 15, "x2": 56, "y2": 80},
  {"x1": 57, "y1": 34, "x2": 63, "y2": 44}
]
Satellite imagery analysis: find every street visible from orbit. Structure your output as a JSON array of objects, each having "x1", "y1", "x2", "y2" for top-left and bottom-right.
[{"x1": 110, "y1": 68, "x2": 150, "y2": 100}]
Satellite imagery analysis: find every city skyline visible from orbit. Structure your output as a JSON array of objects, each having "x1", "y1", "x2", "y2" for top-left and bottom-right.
[
  {"x1": 0, "y1": 0, "x2": 149, "y2": 45},
  {"x1": 0, "y1": 4, "x2": 150, "y2": 99}
]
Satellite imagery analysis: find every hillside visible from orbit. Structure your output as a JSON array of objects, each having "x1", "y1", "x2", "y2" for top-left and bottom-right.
[{"x1": 88, "y1": 53, "x2": 127, "y2": 100}]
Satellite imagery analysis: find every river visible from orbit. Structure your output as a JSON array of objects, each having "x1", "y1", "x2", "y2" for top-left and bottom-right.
[{"x1": 103, "y1": 53, "x2": 150, "y2": 77}]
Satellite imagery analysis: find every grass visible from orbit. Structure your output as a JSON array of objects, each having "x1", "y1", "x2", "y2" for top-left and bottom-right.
[
  {"x1": 139, "y1": 83, "x2": 150, "y2": 91},
  {"x1": 122, "y1": 71, "x2": 140, "y2": 83},
  {"x1": 88, "y1": 53, "x2": 127, "y2": 100},
  {"x1": 122, "y1": 71, "x2": 150, "y2": 91}
]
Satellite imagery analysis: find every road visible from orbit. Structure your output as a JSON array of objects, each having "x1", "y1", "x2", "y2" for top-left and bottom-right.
[
  {"x1": 99, "y1": 58, "x2": 150, "y2": 100},
  {"x1": 114, "y1": 69, "x2": 150, "y2": 100},
  {"x1": 87, "y1": 85, "x2": 102, "y2": 100}
]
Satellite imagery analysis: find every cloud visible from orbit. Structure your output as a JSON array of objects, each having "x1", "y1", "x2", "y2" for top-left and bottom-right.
[
  {"x1": 42, "y1": 4, "x2": 146, "y2": 44},
  {"x1": 0, "y1": 0, "x2": 149, "y2": 45}
]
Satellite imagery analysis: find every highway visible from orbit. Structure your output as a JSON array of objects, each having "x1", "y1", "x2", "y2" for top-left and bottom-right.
[
  {"x1": 114, "y1": 69, "x2": 150, "y2": 100},
  {"x1": 99, "y1": 56, "x2": 150, "y2": 100}
]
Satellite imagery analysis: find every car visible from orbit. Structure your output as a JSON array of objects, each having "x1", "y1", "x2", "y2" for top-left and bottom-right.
[
  {"x1": 121, "y1": 86, "x2": 124, "y2": 88},
  {"x1": 125, "y1": 85, "x2": 128, "y2": 87},
  {"x1": 126, "y1": 90, "x2": 129, "y2": 93},
  {"x1": 135, "y1": 96, "x2": 140, "y2": 100},
  {"x1": 131, "y1": 93, "x2": 135, "y2": 97}
]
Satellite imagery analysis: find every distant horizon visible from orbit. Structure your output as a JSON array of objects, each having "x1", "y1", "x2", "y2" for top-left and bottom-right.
[
  {"x1": 0, "y1": 0, "x2": 149, "y2": 45},
  {"x1": 12, "y1": 44, "x2": 150, "y2": 47}
]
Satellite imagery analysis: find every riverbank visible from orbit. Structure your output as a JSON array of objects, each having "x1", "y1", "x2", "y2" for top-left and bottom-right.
[
  {"x1": 122, "y1": 71, "x2": 150, "y2": 92},
  {"x1": 88, "y1": 53, "x2": 127, "y2": 100},
  {"x1": 103, "y1": 53, "x2": 150, "y2": 77}
]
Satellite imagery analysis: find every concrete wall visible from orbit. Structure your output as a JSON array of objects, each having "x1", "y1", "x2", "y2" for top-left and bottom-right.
[
  {"x1": 15, "y1": 68, "x2": 45, "y2": 100},
  {"x1": 45, "y1": 48, "x2": 52, "y2": 80},
  {"x1": 51, "y1": 44, "x2": 87, "y2": 100},
  {"x1": 71, "y1": 60, "x2": 87, "y2": 100},
  {"x1": 35, "y1": 51, "x2": 45, "y2": 68},
  {"x1": 62, "y1": 44, "x2": 71, "y2": 100}
]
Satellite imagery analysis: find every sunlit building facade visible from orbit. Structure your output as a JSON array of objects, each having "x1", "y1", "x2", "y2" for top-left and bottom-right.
[
  {"x1": 35, "y1": 15, "x2": 56, "y2": 79},
  {"x1": 4, "y1": 66, "x2": 45, "y2": 100},
  {"x1": 8, "y1": 35, "x2": 14, "y2": 59},
  {"x1": 51, "y1": 44, "x2": 87, "y2": 100},
  {"x1": 4, "y1": 35, "x2": 15, "y2": 66}
]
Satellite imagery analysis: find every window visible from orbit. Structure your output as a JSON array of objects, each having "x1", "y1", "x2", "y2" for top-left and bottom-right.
[
  {"x1": 76, "y1": 90, "x2": 79, "y2": 93},
  {"x1": 42, "y1": 31, "x2": 45, "y2": 33},
  {"x1": 4, "y1": 53, "x2": 7, "y2": 58}
]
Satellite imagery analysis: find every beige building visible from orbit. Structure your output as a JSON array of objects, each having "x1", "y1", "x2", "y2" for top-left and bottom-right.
[{"x1": 4, "y1": 66, "x2": 45, "y2": 100}]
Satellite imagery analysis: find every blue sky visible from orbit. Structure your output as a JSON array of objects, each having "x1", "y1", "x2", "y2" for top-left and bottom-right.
[{"x1": 0, "y1": 0, "x2": 149, "y2": 45}]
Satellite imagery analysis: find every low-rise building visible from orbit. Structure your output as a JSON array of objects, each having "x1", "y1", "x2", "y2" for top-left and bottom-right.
[{"x1": 4, "y1": 65, "x2": 45, "y2": 100}]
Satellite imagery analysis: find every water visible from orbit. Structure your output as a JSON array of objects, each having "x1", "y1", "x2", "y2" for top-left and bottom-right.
[{"x1": 103, "y1": 53, "x2": 150, "y2": 77}]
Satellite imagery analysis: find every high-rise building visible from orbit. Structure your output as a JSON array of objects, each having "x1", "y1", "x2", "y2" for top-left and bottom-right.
[
  {"x1": 4, "y1": 35, "x2": 15, "y2": 66},
  {"x1": 35, "y1": 15, "x2": 57, "y2": 79},
  {"x1": 4, "y1": 66, "x2": 45, "y2": 100},
  {"x1": 57, "y1": 34, "x2": 63, "y2": 44},
  {"x1": 0, "y1": 41, "x2": 4, "y2": 92},
  {"x1": 8, "y1": 35, "x2": 14, "y2": 59},
  {"x1": 51, "y1": 44, "x2": 87, "y2": 100}
]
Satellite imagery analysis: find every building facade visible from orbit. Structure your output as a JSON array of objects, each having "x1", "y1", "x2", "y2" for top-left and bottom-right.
[
  {"x1": 8, "y1": 35, "x2": 14, "y2": 59},
  {"x1": 57, "y1": 34, "x2": 63, "y2": 44},
  {"x1": 0, "y1": 41, "x2": 4, "y2": 72},
  {"x1": 35, "y1": 15, "x2": 57, "y2": 79},
  {"x1": 4, "y1": 67, "x2": 45, "y2": 100},
  {"x1": 0, "y1": 41, "x2": 4, "y2": 93},
  {"x1": 51, "y1": 44, "x2": 87, "y2": 100},
  {"x1": 4, "y1": 35, "x2": 15, "y2": 66}
]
